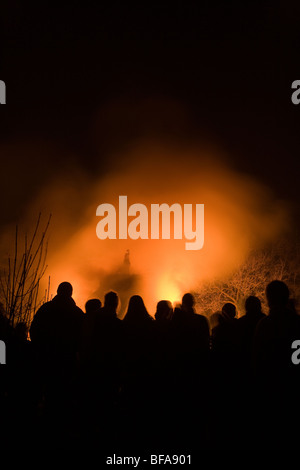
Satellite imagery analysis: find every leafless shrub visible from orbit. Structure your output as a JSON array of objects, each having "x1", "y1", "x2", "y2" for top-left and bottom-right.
[{"x1": 0, "y1": 214, "x2": 51, "y2": 328}]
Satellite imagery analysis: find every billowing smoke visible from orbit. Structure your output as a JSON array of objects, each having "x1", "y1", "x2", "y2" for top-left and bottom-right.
[{"x1": 22, "y1": 139, "x2": 288, "y2": 315}]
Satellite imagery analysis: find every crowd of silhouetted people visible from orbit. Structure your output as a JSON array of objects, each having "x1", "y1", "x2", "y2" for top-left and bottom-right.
[{"x1": 0, "y1": 279, "x2": 300, "y2": 449}]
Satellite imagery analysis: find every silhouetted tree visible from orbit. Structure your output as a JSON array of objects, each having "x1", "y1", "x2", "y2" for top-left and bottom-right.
[
  {"x1": 196, "y1": 239, "x2": 300, "y2": 317},
  {"x1": 0, "y1": 214, "x2": 51, "y2": 327}
]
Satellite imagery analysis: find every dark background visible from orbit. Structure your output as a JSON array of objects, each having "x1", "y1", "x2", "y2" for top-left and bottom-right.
[{"x1": 0, "y1": 1, "x2": 299, "y2": 226}]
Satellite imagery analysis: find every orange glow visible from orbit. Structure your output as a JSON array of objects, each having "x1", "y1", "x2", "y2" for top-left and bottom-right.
[
  {"x1": 34, "y1": 142, "x2": 287, "y2": 314},
  {"x1": 156, "y1": 275, "x2": 182, "y2": 306}
]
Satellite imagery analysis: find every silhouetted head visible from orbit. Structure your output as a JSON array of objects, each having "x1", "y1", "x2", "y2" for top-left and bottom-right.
[
  {"x1": 57, "y1": 282, "x2": 73, "y2": 298},
  {"x1": 104, "y1": 291, "x2": 119, "y2": 312},
  {"x1": 124, "y1": 295, "x2": 152, "y2": 324},
  {"x1": 182, "y1": 293, "x2": 195, "y2": 312},
  {"x1": 222, "y1": 302, "x2": 236, "y2": 320},
  {"x1": 85, "y1": 298, "x2": 102, "y2": 315},
  {"x1": 266, "y1": 280, "x2": 289, "y2": 309},
  {"x1": 245, "y1": 296, "x2": 262, "y2": 316},
  {"x1": 155, "y1": 300, "x2": 173, "y2": 322}
]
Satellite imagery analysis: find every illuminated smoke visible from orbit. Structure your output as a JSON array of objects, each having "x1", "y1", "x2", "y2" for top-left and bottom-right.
[{"x1": 28, "y1": 140, "x2": 288, "y2": 315}]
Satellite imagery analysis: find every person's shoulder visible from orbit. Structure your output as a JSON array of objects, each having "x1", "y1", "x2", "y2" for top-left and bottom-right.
[
  {"x1": 193, "y1": 312, "x2": 209, "y2": 328},
  {"x1": 30, "y1": 301, "x2": 54, "y2": 336},
  {"x1": 75, "y1": 303, "x2": 84, "y2": 313},
  {"x1": 74, "y1": 305, "x2": 85, "y2": 317},
  {"x1": 34, "y1": 300, "x2": 53, "y2": 316},
  {"x1": 195, "y1": 312, "x2": 208, "y2": 322},
  {"x1": 254, "y1": 314, "x2": 271, "y2": 336}
]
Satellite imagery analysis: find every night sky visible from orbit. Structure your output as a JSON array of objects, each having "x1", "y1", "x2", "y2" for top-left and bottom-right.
[{"x1": 0, "y1": 1, "x2": 299, "y2": 228}]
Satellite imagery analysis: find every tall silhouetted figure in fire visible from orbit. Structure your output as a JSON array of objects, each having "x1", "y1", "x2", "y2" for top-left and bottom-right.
[{"x1": 100, "y1": 250, "x2": 141, "y2": 317}]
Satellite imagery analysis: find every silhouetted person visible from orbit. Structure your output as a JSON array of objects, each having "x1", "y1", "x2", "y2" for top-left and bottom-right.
[
  {"x1": 210, "y1": 302, "x2": 241, "y2": 447},
  {"x1": 86, "y1": 291, "x2": 122, "y2": 359},
  {"x1": 80, "y1": 290, "x2": 123, "y2": 447},
  {"x1": 209, "y1": 311, "x2": 222, "y2": 331},
  {"x1": 253, "y1": 280, "x2": 300, "y2": 379},
  {"x1": 121, "y1": 295, "x2": 156, "y2": 447},
  {"x1": 154, "y1": 300, "x2": 173, "y2": 376},
  {"x1": 253, "y1": 280, "x2": 300, "y2": 447},
  {"x1": 154, "y1": 300, "x2": 173, "y2": 374},
  {"x1": 102, "y1": 290, "x2": 119, "y2": 316},
  {"x1": 85, "y1": 298, "x2": 102, "y2": 315},
  {"x1": 30, "y1": 282, "x2": 84, "y2": 360},
  {"x1": 86, "y1": 291, "x2": 122, "y2": 360},
  {"x1": 168, "y1": 293, "x2": 210, "y2": 448},
  {"x1": 238, "y1": 296, "x2": 265, "y2": 367},
  {"x1": 81, "y1": 297, "x2": 103, "y2": 360},
  {"x1": 122, "y1": 295, "x2": 154, "y2": 379},
  {"x1": 211, "y1": 302, "x2": 239, "y2": 356},
  {"x1": 226, "y1": 297, "x2": 266, "y2": 448},
  {"x1": 222, "y1": 302, "x2": 237, "y2": 320},
  {"x1": 243, "y1": 295, "x2": 264, "y2": 325},
  {"x1": 171, "y1": 293, "x2": 210, "y2": 364},
  {"x1": 174, "y1": 292, "x2": 206, "y2": 338},
  {"x1": 123, "y1": 294, "x2": 153, "y2": 325},
  {"x1": 80, "y1": 298, "x2": 102, "y2": 362},
  {"x1": 151, "y1": 300, "x2": 175, "y2": 447},
  {"x1": 29, "y1": 281, "x2": 84, "y2": 445},
  {"x1": 155, "y1": 300, "x2": 173, "y2": 322},
  {"x1": 81, "y1": 290, "x2": 122, "y2": 376}
]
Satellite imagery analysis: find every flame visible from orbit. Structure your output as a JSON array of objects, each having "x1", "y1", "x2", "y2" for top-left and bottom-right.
[{"x1": 156, "y1": 275, "x2": 182, "y2": 306}]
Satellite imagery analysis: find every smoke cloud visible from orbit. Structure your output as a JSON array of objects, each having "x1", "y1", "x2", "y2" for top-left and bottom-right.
[{"x1": 19, "y1": 139, "x2": 288, "y2": 315}]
